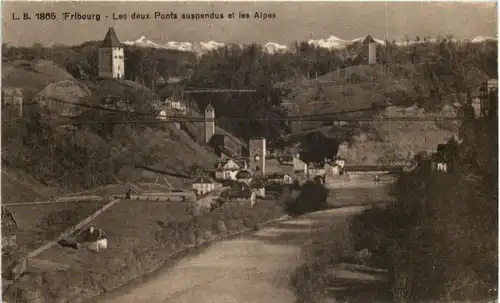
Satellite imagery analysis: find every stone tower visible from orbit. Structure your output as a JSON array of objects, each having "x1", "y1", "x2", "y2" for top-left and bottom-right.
[
  {"x1": 98, "y1": 27, "x2": 125, "y2": 79},
  {"x1": 204, "y1": 103, "x2": 215, "y2": 143},
  {"x1": 249, "y1": 137, "x2": 266, "y2": 175},
  {"x1": 363, "y1": 35, "x2": 377, "y2": 66}
]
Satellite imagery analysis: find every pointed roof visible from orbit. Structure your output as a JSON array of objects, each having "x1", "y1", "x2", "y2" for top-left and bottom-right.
[
  {"x1": 363, "y1": 35, "x2": 376, "y2": 44},
  {"x1": 101, "y1": 27, "x2": 122, "y2": 48},
  {"x1": 205, "y1": 103, "x2": 215, "y2": 112},
  {"x1": 75, "y1": 227, "x2": 108, "y2": 243}
]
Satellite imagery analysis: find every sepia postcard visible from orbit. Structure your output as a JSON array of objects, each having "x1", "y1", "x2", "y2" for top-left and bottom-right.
[{"x1": 1, "y1": 1, "x2": 498, "y2": 302}]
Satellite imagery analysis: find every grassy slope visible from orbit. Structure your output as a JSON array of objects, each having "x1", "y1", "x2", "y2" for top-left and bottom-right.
[
  {"x1": 277, "y1": 63, "x2": 472, "y2": 165},
  {"x1": 0, "y1": 60, "x2": 230, "y2": 194},
  {"x1": 1, "y1": 165, "x2": 61, "y2": 203}
]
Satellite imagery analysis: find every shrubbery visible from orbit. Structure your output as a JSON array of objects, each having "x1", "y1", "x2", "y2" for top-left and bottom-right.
[
  {"x1": 349, "y1": 116, "x2": 498, "y2": 302},
  {"x1": 284, "y1": 180, "x2": 329, "y2": 216}
]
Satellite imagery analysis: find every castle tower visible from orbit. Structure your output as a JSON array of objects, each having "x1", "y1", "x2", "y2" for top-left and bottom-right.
[
  {"x1": 204, "y1": 103, "x2": 215, "y2": 143},
  {"x1": 479, "y1": 79, "x2": 498, "y2": 118},
  {"x1": 98, "y1": 27, "x2": 125, "y2": 79},
  {"x1": 249, "y1": 137, "x2": 266, "y2": 175},
  {"x1": 363, "y1": 35, "x2": 377, "y2": 65}
]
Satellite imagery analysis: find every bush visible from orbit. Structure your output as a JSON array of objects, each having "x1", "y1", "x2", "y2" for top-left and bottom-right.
[
  {"x1": 348, "y1": 118, "x2": 498, "y2": 302},
  {"x1": 285, "y1": 181, "x2": 329, "y2": 216}
]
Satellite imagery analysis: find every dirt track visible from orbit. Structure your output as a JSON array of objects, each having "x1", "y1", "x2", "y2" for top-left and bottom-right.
[{"x1": 88, "y1": 206, "x2": 369, "y2": 303}]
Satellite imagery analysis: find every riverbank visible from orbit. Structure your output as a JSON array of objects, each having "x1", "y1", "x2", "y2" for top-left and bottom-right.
[
  {"x1": 290, "y1": 205, "x2": 391, "y2": 303},
  {"x1": 2, "y1": 199, "x2": 285, "y2": 303},
  {"x1": 88, "y1": 207, "x2": 371, "y2": 303}
]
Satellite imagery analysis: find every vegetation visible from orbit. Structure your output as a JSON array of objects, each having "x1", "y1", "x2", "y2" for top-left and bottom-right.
[
  {"x1": 284, "y1": 180, "x2": 329, "y2": 216},
  {"x1": 293, "y1": 112, "x2": 498, "y2": 302},
  {"x1": 1, "y1": 35, "x2": 497, "y2": 192},
  {"x1": 2, "y1": 199, "x2": 284, "y2": 303}
]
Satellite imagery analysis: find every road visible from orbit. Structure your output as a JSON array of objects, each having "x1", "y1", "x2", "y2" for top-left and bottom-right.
[{"x1": 88, "y1": 206, "x2": 370, "y2": 303}]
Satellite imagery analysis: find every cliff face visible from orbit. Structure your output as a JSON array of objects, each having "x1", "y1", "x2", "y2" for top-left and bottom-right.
[{"x1": 336, "y1": 105, "x2": 460, "y2": 165}]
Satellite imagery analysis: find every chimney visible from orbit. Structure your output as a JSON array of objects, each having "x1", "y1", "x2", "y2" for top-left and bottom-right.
[{"x1": 89, "y1": 226, "x2": 95, "y2": 234}]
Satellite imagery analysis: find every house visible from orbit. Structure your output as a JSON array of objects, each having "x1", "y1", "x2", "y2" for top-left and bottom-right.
[
  {"x1": 227, "y1": 189, "x2": 256, "y2": 206},
  {"x1": 215, "y1": 158, "x2": 248, "y2": 180},
  {"x1": 279, "y1": 155, "x2": 294, "y2": 165},
  {"x1": 157, "y1": 110, "x2": 168, "y2": 120},
  {"x1": 251, "y1": 180, "x2": 266, "y2": 198},
  {"x1": 75, "y1": 226, "x2": 108, "y2": 252},
  {"x1": 308, "y1": 164, "x2": 326, "y2": 177},
  {"x1": 326, "y1": 163, "x2": 342, "y2": 176},
  {"x1": 192, "y1": 176, "x2": 220, "y2": 195},
  {"x1": 236, "y1": 170, "x2": 253, "y2": 184},
  {"x1": 334, "y1": 156, "x2": 346, "y2": 169},
  {"x1": 164, "y1": 97, "x2": 187, "y2": 114},
  {"x1": 431, "y1": 153, "x2": 448, "y2": 172},
  {"x1": 267, "y1": 173, "x2": 293, "y2": 184},
  {"x1": 293, "y1": 155, "x2": 308, "y2": 174}
]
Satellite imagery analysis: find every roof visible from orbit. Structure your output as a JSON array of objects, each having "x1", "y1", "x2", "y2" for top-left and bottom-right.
[
  {"x1": 156, "y1": 76, "x2": 166, "y2": 85},
  {"x1": 205, "y1": 103, "x2": 214, "y2": 112},
  {"x1": 250, "y1": 136, "x2": 266, "y2": 140},
  {"x1": 75, "y1": 227, "x2": 108, "y2": 243},
  {"x1": 101, "y1": 27, "x2": 122, "y2": 48},
  {"x1": 268, "y1": 172, "x2": 291, "y2": 179},
  {"x1": 236, "y1": 170, "x2": 252, "y2": 179},
  {"x1": 166, "y1": 76, "x2": 183, "y2": 84},
  {"x1": 193, "y1": 176, "x2": 216, "y2": 184},
  {"x1": 363, "y1": 35, "x2": 376, "y2": 44}
]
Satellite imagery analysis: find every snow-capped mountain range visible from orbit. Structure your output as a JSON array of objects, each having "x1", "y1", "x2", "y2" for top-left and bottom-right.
[{"x1": 124, "y1": 35, "x2": 498, "y2": 54}]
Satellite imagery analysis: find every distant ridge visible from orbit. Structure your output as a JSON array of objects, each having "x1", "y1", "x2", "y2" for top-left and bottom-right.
[{"x1": 124, "y1": 35, "x2": 498, "y2": 54}]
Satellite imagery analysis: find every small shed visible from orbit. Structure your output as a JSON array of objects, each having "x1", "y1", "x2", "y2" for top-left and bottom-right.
[{"x1": 75, "y1": 226, "x2": 109, "y2": 252}]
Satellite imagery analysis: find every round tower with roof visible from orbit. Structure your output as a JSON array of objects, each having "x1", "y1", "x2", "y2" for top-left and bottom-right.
[
  {"x1": 98, "y1": 27, "x2": 125, "y2": 79},
  {"x1": 204, "y1": 103, "x2": 215, "y2": 143}
]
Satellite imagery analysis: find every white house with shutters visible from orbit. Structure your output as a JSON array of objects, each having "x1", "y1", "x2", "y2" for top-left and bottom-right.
[{"x1": 192, "y1": 176, "x2": 221, "y2": 195}]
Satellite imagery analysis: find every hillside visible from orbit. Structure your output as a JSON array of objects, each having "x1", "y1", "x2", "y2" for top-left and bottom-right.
[
  {"x1": 1, "y1": 60, "x2": 225, "y2": 193},
  {"x1": 274, "y1": 55, "x2": 491, "y2": 165}
]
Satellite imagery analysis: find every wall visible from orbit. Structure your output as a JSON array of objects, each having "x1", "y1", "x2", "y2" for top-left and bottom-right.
[
  {"x1": 98, "y1": 48, "x2": 112, "y2": 77},
  {"x1": 368, "y1": 43, "x2": 377, "y2": 65},
  {"x1": 112, "y1": 47, "x2": 125, "y2": 79},
  {"x1": 204, "y1": 108, "x2": 215, "y2": 143}
]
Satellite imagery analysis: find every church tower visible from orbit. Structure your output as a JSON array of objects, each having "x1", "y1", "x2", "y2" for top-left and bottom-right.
[
  {"x1": 204, "y1": 103, "x2": 215, "y2": 143},
  {"x1": 98, "y1": 27, "x2": 125, "y2": 79},
  {"x1": 249, "y1": 137, "x2": 266, "y2": 175}
]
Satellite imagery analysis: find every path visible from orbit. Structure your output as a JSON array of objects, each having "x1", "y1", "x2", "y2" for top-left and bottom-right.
[{"x1": 88, "y1": 206, "x2": 370, "y2": 303}]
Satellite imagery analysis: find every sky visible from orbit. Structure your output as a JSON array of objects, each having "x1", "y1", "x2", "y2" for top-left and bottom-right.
[{"x1": 2, "y1": 1, "x2": 498, "y2": 47}]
